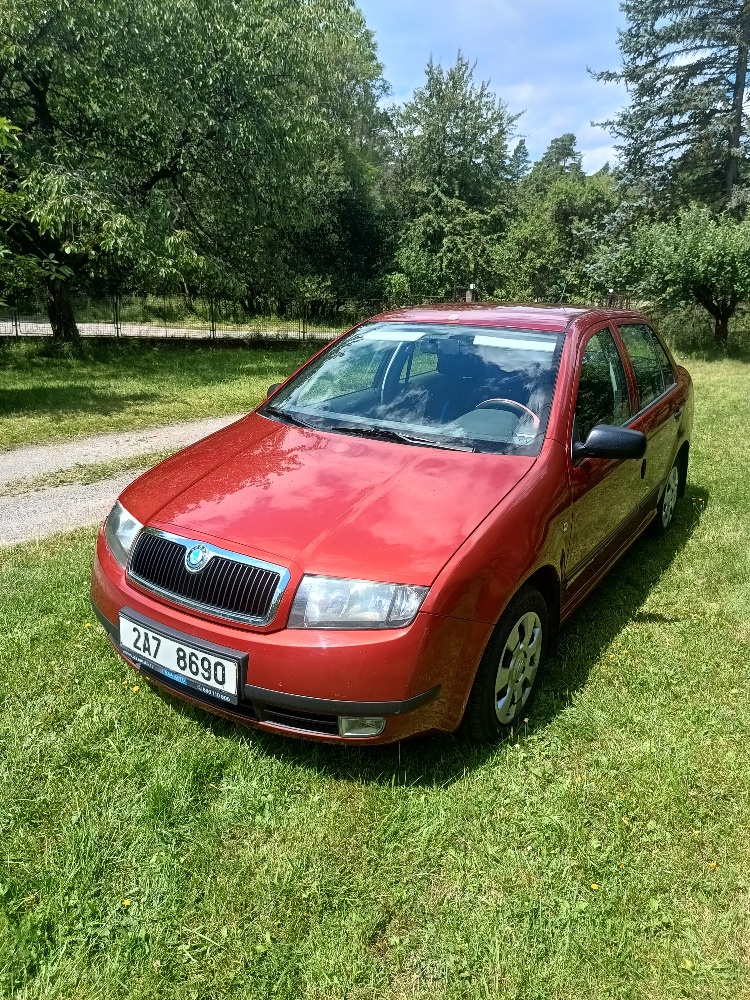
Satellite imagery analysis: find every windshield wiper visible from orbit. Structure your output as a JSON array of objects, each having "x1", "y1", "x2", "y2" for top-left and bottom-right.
[
  {"x1": 266, "y1": 408, "x2": 475, "y2": 452},
  {"x1": 264, "y1": 406, "x2": 322, "y2": 432},
  {"x1": 330, "y1": 423, "x2": 476, "y2": 452}
]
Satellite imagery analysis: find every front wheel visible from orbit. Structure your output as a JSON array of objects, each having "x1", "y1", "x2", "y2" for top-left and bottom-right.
[{"x1": 464, "y1": 586, "x2": 548, "y2": 743}]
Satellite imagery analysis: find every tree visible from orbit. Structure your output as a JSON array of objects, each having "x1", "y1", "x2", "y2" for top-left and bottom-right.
[
  {"x1": 0, "y1": 0, "x2": 384, "y2": 339},
  {"x1": 596, "y1": 1, "x2": 750, "y2": 210},
  {"x1": 391, "y1": 53, "x2": 516, "y2": 219},
  {"x1": 385, "y1": 54, "x2": 517, "y2": 298},
  {"x1": 494, "y1": 137, "x2": 618, "y2": 303},
  {"x1": 595, "y1": 205, "x2": 750, "y2": 342}
]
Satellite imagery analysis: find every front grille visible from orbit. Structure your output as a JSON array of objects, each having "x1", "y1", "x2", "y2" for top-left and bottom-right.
[
  {"x1": 128, "y1": 530, "x2": 286, "y2": 624},
  {"x1": 258, "y1": 705, "x2": 340, "y2": 736}
]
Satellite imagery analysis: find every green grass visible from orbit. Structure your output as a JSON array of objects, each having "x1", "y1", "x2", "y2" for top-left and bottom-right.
[
  {"x1": 1, "y1": 357, "x2": 749, "y2": 998},
  {"x1": 0, "y1": 449, "x2": 178, "y2": 497},
  {"x1": 0, "y1": 339, "x2": 321, "y2": 451}
]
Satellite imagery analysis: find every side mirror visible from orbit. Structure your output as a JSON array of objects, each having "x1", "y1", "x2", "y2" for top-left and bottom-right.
[
  {"x1": 573, "y1": 424, "x2": 647, "y2": 464},
  {"x1": 267, "y1": 383, "x2": 281, "y2": 398}
]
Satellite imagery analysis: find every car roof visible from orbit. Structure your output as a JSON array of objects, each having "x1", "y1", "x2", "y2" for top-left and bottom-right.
[{"x1": 370, "y1": 302, "x2": 611, "y2": 334}]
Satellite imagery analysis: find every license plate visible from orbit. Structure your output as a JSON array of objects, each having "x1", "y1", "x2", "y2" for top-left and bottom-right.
[{"x1": 119, "y1": 614, "x2": 240, "y2": 705}]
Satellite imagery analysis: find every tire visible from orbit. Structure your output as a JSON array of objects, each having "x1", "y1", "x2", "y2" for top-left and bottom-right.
[
  {"x1": 464, "y1": 586, "x2": 548, "y2": 743},
  {"x1": 654, "y1": 458, "x2": 681, "y2": 535}
]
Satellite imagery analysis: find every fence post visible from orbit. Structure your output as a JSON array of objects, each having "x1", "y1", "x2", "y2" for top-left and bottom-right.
[
  {"x1": 113, "y1": 293, "x2": 121, "y2": 338},
  {"x1": 209, "y1": 298, "x2": 217, "y2": 340},
  {"x1": 13, "y1": 298, "x2": 20, "y2": 338}
]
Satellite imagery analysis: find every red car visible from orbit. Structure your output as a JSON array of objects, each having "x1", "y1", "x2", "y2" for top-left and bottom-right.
[{"x1": 92, "y1": 304, "x2": 693, "y2": 744}]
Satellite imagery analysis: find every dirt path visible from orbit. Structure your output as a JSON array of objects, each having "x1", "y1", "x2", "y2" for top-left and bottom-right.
[{"x1": 0, "y1": 413, "x2": 243, "y2": 546}]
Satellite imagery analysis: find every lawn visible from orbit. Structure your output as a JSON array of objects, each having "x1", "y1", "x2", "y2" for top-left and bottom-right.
[
  {"x1": 0, "y1": 339, "x2": 322, "y2": 451},
  {"x1": 0, "y1": 357, "x2": 749, "y2": 998}
]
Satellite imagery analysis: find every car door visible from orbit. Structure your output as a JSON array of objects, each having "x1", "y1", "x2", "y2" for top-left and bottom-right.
[
  {"x1": 565, "y1": 325, "x2": 639, "y2": 602},
  {"x1": 616, "y1": 323, "x2": 680, "y2": 509}
]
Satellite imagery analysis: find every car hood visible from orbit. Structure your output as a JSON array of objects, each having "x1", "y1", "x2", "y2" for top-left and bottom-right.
[{"x1": 120, "y1": 413, "x2": 534, "y2": 585}]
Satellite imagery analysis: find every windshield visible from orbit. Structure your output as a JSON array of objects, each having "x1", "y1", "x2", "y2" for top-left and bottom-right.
[{"x1": 261, "y1": 322, "x2": 564, "y2": 455}]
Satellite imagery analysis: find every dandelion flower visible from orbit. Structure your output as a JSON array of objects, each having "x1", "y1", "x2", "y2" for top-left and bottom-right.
[
  {"x1": 591, "y1": 883, "x2": 599, "y2": 891},
  {"x1": 85, "y1": 623, "x2": 92, "y2": 628},
  {"x1": 708, "y1": 861, "x2": 718, "y2": 870},
  {"x1": 123, "y1": 899, "x2": 131, "y2": 907},
  {"x1": 132, "y1": 686, "x2": 140, "y2": 693}
]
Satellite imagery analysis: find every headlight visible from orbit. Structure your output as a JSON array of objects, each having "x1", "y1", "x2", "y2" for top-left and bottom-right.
[
  {"x1": 104, "y1": 501, "x2": 143, "y2": 568},
  {"x1": 288, "y1": 576, "x2": 428, "y2": 630}
]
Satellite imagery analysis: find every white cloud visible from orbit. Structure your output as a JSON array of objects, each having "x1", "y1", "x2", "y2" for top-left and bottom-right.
[{"x1": 582, "y1": 144, "x2": 618, "y2": 172}]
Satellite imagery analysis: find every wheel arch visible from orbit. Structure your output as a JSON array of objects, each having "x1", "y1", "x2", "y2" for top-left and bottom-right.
[{"x1": 521, "y1": 564, "x2": 561, "y2": 654}]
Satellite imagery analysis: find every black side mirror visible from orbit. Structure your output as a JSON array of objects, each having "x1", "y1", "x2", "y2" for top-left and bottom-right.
[
  {"x1": 267, "y1": 383, "x2": 281, "y2": 398},
  {"x1": 573, "y1": 424, "x2": 647, "y2": 464}
]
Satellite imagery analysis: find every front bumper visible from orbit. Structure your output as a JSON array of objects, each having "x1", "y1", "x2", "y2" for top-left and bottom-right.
[{"x1": 91, "y1": 532, "x2": 492, "y2": 744}]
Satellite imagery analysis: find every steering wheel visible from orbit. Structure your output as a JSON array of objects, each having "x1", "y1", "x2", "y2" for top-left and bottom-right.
[{"x1": 475, "y1": 398, "x2": 541, "y2": 430}]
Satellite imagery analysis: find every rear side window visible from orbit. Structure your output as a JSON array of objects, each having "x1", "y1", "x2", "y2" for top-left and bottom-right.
[
  {"x1": 576, "y1": 328, "x2": 631, "y2": 440},
  {"x1": 618, "y1": 324, "x2": 673, "y2": 409},
  {"x1": 400, "y1": 341, "x2": 438, "y2": 381},
  {"x1": 652, "y1": 332, "x2": 676, "y2": 390}
]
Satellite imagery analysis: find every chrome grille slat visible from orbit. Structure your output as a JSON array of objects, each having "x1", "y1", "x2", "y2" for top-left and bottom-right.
[{"x1": 128, "y1": 529, "x2": 289, "y2": 625}]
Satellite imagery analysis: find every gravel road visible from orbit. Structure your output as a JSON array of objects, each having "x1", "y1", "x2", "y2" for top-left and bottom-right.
[
  {"x1": 0, "y1": 473, "x2": 146, "y2": 547},
  {"x1": 0, "y1": 413, "x2": 244, "y2": 546},
  {"x1": 0, "y1": 414, "x2": 242, "y2": 487},
  {"x1": 0, "y1": 320, "x2": 332, "y2": 341}
]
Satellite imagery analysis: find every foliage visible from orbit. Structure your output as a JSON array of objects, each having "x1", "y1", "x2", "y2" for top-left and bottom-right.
[
  {"x1": 0, "y1": 0, "x2": 385, "y2": 338},
  {"x1": 594, "y1": 205, "x2": 750, "y2": 342},
  {"x1": 5, "y1": 3, "x2": 750, "y2": 349},
  {"x1": 391, "y1": 53, "x2": 516, "y2": 217},
  {"x1": 494, "y1": 138, "x2": 618, "y2": 303},
  {"x1": 386, "y1": 54, "x2": 517, "y2": 298},
  {"x1": 596, "y1": 0, "x2": 750, "y2": 210}
]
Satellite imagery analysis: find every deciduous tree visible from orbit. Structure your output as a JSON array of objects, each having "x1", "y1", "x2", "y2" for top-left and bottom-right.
[
  {"x1": 595, "y1": 205, "x2": 750, "y2": 342},
  {"x1": 0, "y1": 0, "x2": 384, "y2": 339}
]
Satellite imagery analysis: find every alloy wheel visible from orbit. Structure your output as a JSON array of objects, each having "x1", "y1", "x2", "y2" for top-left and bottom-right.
[
  {"x1": 661, "y1": 464, "x2": 680, "y2": 529},
  {"x1": 494, "y1": 611, "x2": 543, "y2": 724}
]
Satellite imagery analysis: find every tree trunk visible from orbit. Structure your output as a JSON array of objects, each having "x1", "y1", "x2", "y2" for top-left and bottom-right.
[
  {"x1": 714, "y1": 313, "x2": 729, "y2": 344},
  {"x1": 726, "y1": 5, "x2": 750, "y2": 201},
  {"x1": 697, "y1": 293, "x2": 734, "y2": 345},
  {"x1": 45, "y1": 278, "x2": 80, "y2": 342}
]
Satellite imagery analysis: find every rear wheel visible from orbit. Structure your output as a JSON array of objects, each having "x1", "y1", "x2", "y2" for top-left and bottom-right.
[
  {"x1": 655, "y1": 459, "x2": 680, "y2": 535},
  {"x1": 464, "y1": 586, "x2": 548, "y2": 743}
]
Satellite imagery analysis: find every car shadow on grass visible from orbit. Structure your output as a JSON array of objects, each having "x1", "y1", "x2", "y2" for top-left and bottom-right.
[{"x1": 157, "y1": 482, "x2": 709, "y2": 787}]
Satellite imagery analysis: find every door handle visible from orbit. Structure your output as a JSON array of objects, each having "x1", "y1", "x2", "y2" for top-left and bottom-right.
[{"x1": 673, "y1": 408, "x2": 682, "y2": 422}]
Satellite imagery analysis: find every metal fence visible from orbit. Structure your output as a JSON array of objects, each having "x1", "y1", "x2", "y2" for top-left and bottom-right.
[
  {"x1": 0, "y1": 294, "x2": 430, "y2": 342},
  {"x1": 0, "y1": 292, "x2": 634, "y2": 343}
]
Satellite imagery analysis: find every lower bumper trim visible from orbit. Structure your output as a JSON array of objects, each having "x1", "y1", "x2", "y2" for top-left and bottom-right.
[{"x1": 243, "y1": 682, "x2": 441, "y2": 718}]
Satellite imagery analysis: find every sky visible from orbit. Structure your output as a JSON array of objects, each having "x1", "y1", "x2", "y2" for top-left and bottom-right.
[{"x1": 356, "y1": 0, "x2": 628, "y2": 174}]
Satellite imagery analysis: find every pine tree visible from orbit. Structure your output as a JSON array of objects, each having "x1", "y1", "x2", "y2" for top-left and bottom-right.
[{"x1": 597, "y1": 0, "x2": 750, "y2": 209}]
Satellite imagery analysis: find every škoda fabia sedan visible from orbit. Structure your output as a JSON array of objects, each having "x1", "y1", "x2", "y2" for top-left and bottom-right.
[{"x1": 92, "y1": 305, "x2": 693, "y2": 743}]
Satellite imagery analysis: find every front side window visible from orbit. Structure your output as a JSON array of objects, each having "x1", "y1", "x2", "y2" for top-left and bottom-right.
[
  {"x1": 576, "y1": 328, "x2": 631, "y2": 440},
  {"x1": 262, "y1": 322, "x2": 565, "y2": 455},
  {"x1": 618, "y1": 323, "x2": 672, "y2": 409}
]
